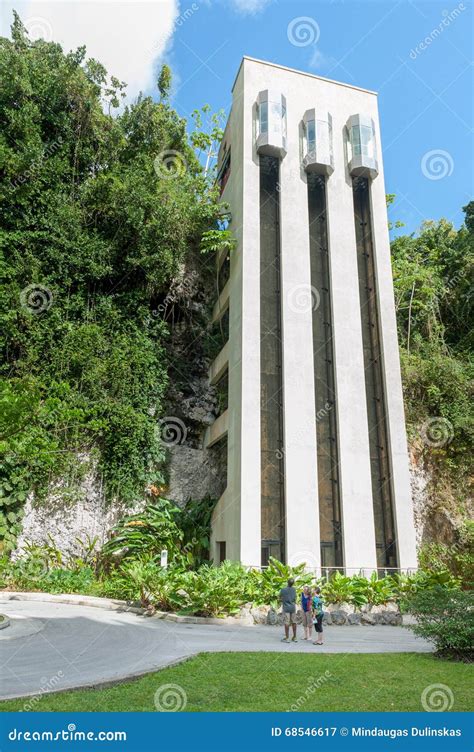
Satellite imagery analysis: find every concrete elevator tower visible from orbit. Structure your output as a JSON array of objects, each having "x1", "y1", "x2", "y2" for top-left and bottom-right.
[{"x1": 206, "y1": 57, "x2": 418, "y2": 573}]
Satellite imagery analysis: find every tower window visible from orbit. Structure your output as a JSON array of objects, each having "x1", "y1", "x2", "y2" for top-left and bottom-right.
[
  {"x1": 217, "y1": 148, "x2": 231, "y2": 194},
  {"x1": 302, "y1": 109, "x2": 334, "y2": 175},
  {"x1": 217, "y1": 541, "x2": 226, "y2": 564},
  {"x1": 258, "y1": 100, "x2": 268, "y2": 135}
]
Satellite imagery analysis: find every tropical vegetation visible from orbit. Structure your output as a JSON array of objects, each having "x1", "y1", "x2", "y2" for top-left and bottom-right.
[{"x1": 0, "y1": 15, "x2": 226, "y2": 554}]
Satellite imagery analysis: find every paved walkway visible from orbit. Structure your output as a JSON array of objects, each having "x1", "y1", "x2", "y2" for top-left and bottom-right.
[{"x1": 0, "y1": 599, "x2": 431, "y2": 700}]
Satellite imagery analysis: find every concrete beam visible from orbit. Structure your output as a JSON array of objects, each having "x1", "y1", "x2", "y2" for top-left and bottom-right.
[
  {"x1": 209, "y1": 341, "x2": 229, "y2": 385},
  {"x1": 204, "y1": 409, "x2": 229, "y2": 448},
  {"x1": 212, "y1": 279, "x2": 230, "y2": 323}
]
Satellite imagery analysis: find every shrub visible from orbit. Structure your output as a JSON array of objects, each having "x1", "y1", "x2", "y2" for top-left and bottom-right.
[
  {"x1": 176, "y1": 562, "x2": 248, "y2": 617},
  {"x1": 100, "y1": 499, "x2": 188, "y2": 569},
  {"x1": 351, "y1": 573, "x2": 395, "y2": 606},
  {"x1": 247, "y1": 557, "x2": 313, "y2": 607},
  {"x1": 321, "y1": 572, "x2": 363, "y2": 607},
  {"x1": 392, "y1": 570, "x2": 461, "y2": 609},
  {"x1": 418, "y1": 522, "x2": 474, "y2": 589},
  {"x1": 406, "y1": 585, "x2": 473, "y2": 661},
  {"x1": 175, "y1": 496, "x2": 217, "y2": 566}
]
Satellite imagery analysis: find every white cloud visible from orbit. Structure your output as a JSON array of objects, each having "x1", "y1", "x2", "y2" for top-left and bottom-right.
[
  {"x1": 230, "y1": 0, "x2": 272, "y2": 13},
  {"x1": 200, "y1": 0, "x2": 272, "y2": 15},
  {"x1": 1, "y1": 0, "x2": 180, "y2": 99}
]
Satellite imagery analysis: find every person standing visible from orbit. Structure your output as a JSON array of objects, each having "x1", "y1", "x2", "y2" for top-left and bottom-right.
[
  {"x1": 312, "y1": 586, "x2": 324, "y2": 645},
  {"x1": 280, "y1": 577, "x2": 298, "y2": 643},
  {"x1": 301, "y1": 585, "x2": 313, "y2": 640}
]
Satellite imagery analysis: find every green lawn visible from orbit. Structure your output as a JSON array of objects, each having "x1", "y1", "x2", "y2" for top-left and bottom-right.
[{"x1": 0, "y1": 653, "x2": 471, "y2": 712}]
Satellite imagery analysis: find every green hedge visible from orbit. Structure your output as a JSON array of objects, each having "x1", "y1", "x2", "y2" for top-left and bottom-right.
[{"x1": 0, "y1": 550, "x2": 461, "y2": 620}]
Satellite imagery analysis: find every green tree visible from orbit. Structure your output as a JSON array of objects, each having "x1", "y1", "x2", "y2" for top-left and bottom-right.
[
  {"x1": 157, "y1": 64, "x2": 172, "y2": 101},
  {"x1": 391, "y1": 205, "x2": 473, "y2": 486},
  {"x1": 0, "y1": 15, "x2": 224, "y2": 550}
]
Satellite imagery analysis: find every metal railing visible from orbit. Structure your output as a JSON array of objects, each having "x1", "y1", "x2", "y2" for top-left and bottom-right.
[{"x1": 245, "y1": 565, "x2": 419, "y2": 580}]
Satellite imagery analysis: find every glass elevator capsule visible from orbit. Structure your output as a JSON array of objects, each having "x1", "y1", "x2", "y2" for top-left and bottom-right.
[
  {"x1": 302, "y1": 109, "x2": 334, "y2": 175},
  {"x1": 346, "y1": 114, "x2": 378, "y2": 179},
  {"x1": 256, "y1": 90, "x2": 287, "y2": 158}
]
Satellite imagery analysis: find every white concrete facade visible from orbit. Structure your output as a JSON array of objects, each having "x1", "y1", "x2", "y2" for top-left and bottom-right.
[{"x1": 209, "y1": 57, "x2": 418, "y2": 572}]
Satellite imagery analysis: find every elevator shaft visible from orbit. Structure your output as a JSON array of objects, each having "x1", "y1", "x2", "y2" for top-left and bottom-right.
[
  {"x1": 352, "y1": 177, "x2": 397, "y2": 569},
  {"x1": 308, "y1": 174, "x2": 343, "y2": 568},
  {"x1": 260, "y1": 155, "x2": 285, "y2": 565}
]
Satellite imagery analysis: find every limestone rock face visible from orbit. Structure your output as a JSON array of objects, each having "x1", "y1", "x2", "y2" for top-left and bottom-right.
[
  {"x1": 166, "y1": 445, "x2": 226, "y2": 506},
  {"x1": 410, "y1": 450, "x2": 472, "y2": 549},
  {"x1": 14, "y1": 457, "x2": 141, "y2": 561}
]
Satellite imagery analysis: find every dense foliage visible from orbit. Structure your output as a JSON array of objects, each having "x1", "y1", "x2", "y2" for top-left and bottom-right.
[
  {"x1": 391, "y1": 205, "x2": 473, "y2": 577},
  {"x1": 0, "y1": 16, "x2": 223, "y2": 552},
  {"x1": 0, "y1": 542, "x2": 460, "y2": 618},
  {"x1": 391, "y1": 206, "x2": 473, "y2": 475},
  {"x1": 406, "y1": 586, "x2": 473, "y2": 661}
]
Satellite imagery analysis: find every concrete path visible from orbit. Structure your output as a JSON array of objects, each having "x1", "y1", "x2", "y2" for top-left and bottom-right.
[{"x1": 0, "y1": 599, "x2": 431, "y2": 701}]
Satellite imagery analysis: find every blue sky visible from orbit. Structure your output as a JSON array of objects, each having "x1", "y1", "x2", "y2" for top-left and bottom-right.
[
  {"x1": 163, "y1": 0, "x2": 473, "y2": 236},
  {"x1": 2, "y1": 0, "x2": 472, "y2": 236}
]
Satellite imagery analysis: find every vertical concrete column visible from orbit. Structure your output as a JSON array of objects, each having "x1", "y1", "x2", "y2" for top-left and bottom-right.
[
  {"x1": 235, "y1": 69, "x2": 262, "y2": 566},
  {"x1": 326, "y1": 143, "x2": 378, "y2": 572},
  {"x1": 279, "y1": 137, "x2": 320, "y2": 570},
  {"x1": 369, "y1": 116, "x2": 418, "y2": 570}
]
